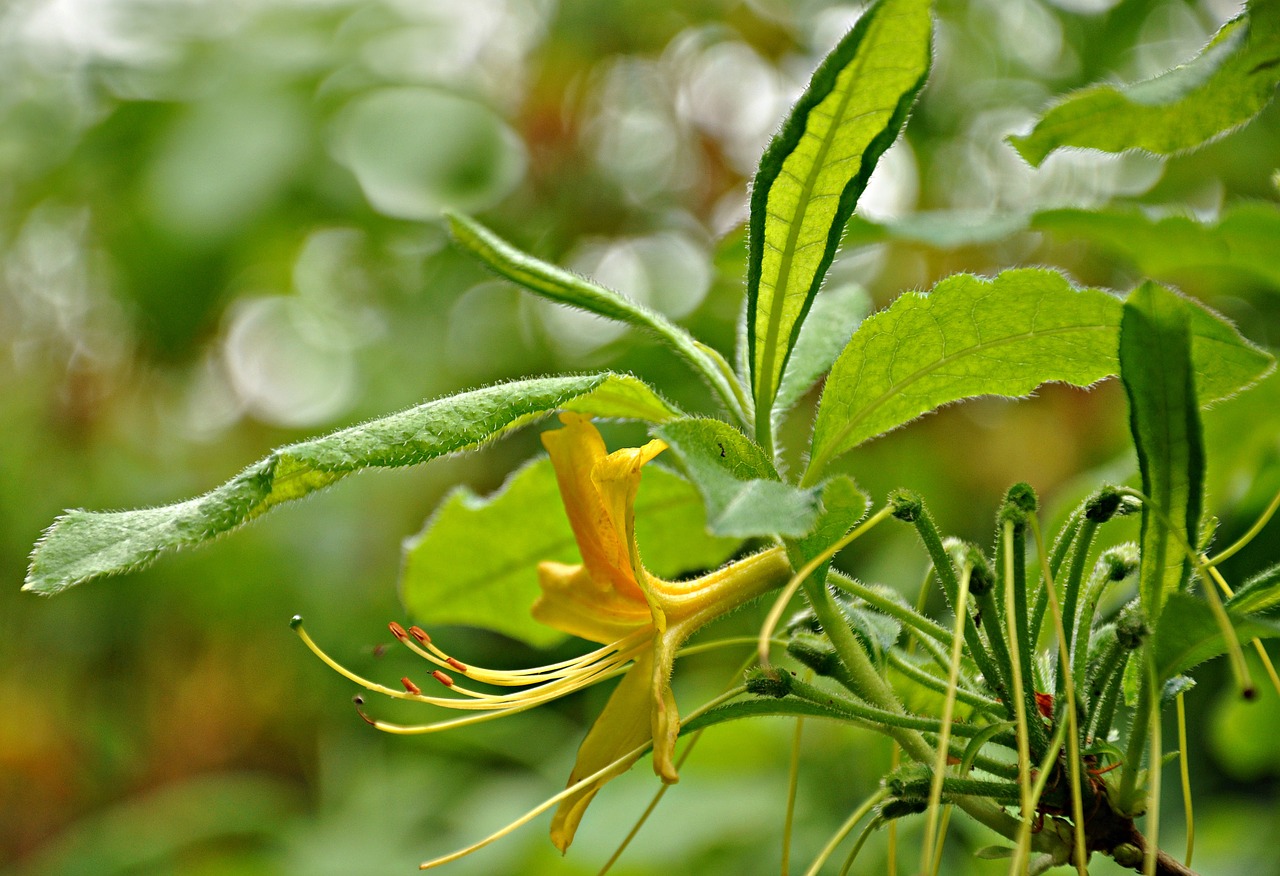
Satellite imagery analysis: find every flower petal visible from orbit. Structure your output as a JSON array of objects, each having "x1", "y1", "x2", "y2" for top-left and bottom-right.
[
  {"x1": 533, "y1": 561, "x2": 651, "y2": 644},
  {"x1": 549, "y1": 651, "x2": 661, "y2": 852}
]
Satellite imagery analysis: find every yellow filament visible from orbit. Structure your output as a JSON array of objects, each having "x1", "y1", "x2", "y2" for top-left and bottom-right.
[
  {"x1": 402, "y1": 627, "x2": 652, "y2": 685},
  {"x1": 1176, "y1": 691, "x2": 1194, "y2": 867},
  {"x1": 802, "y1": 789, "x2": 886, "y2": 876},
  {"x1": 1204, "y1": 485, "x2": 1280, "y2": 568},
  {"x1": 295, "y1": 620, "x2": 644, "y2": 712},
  {"x1": 921, "y1": 563, "x2": 971, "y2": 876},
  {"x1": 1029, "y1": 515, "x2": 1088, "y2": 876},
  {"x1": 1205, "y1": 562, "x2": 1280, "y2": 698},
  {"x1": 417, "y1": 686, "x2": 747, "y2": 869},
  {"x1": 757, "y1": 505, "x2": 894, "y2": 668}
]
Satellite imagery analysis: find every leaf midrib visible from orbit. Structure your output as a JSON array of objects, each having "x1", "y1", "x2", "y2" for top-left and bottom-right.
[{"x1": 814, "y1": 320, "x2": 1116, "y2": 468}]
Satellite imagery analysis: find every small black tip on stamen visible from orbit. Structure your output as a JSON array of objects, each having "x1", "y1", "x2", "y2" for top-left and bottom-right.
[
  {"x1": 289, "y1": 615, "x2": 303, "y2": 630},
  {"x1": 1243, "y1": 685, "x2": 1258, "y2": 701},
  {"x1": 353, "y1": 695, "x2": 365, "y2": 706}
]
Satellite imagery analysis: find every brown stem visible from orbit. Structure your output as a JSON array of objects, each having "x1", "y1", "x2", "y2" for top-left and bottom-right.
[{"x1": 1104, "y1": 826, "x2": 1199, "y2": 876}]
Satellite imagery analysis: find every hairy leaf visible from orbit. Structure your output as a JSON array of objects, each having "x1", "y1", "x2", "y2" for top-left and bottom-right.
[
  {"x1": 1154, "y1": 592, "x2": 1280, "y2": 682},
  {"x1": 1032, "y1": 202, "x2": 1280, "y2": 292},
  {"x1": 655, "y1": 418, "x2": 822, "y2": 538},
  {"x1": 400, "y1": 457, "x2": 739, "y2": 646},
  {"x1": 774, "y1": 283, "x2": 871, "y2": 421},
  {"x1": 447, "y1": 212, "x2": 745, "y2": 420},
  {"x1": 807, "y1": 269, "x2": 1121, "y2": 479},
  {"x1": 1121, "y1": 283, "x2": 1205, "y2": 622},
  {"x1": 26, "y1": 374, "x2": 680, "y2": 595},
  {"x1": 1010, "y1": 1, "x2": 1280, "y2": 166},
  {"x1": 806, "y1": 270, "x2": 1273, "y2": 479},
  {"x1": 747, "y1": 0, "x2": 932, "y2": 424},
  {"x1": 1226, "y1": 563, "x2": 1280, "y2": 615}
]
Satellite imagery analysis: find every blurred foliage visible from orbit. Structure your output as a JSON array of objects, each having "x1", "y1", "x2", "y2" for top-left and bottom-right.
[{"x1": 2, "y1": 0, "x2": 1278, "y2": 873}]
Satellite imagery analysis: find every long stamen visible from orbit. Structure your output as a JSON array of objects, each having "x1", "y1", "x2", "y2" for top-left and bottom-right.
[
  {"x1": 417, "y1": 685, "x2": 747, "y2": 869},
  {"x1": 293, "y1": 616, "x2": 647, "y2": 712},
  {"x1": 390, "y1": 621, "x2": 652, "y2": 686}
]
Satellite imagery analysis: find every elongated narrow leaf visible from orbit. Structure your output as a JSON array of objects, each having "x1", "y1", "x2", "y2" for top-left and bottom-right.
[
  {"x1": 1010, "y1": 0, "x2": 1280, "y2": 166},
  {"x1": 746, "y1": 0, "x2": 932, "y2": 421},
  {"x1": 447, "y1": 212, "x2": 745, "y2": 421},
  {"x1": 1121, "y1": 283, "x2": 1205, "y2": 622},
  {"x1": 25, "y1": 374, "x2": 680, "y2": 595},
  {"x1": 401, "y1": 458, "x2": 739, "y2": 646},
  {"x1": 1033, "y1": 202, "x2": 1280, "y2": 292},
  {"x1": 807, "y1": 269, "x2": 1121, "y2": 478},
  {"x1": 774, "y1": 283, "x2": 871, "y2": 421},
  {"x1": 806, "y1": 270, "x2": 1274, "y2": 479},
  {"x1": 656, "y1": 418, "x2": 822, "y2": 538}
]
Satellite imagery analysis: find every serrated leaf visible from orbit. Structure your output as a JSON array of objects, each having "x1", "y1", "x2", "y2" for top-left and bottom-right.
[
  {"x1": 773, "y1": 283, "x2": 871, "y2": 421},
  {"x1": 807, "y1": 269, "x2": 1122, "y2": 479},
  {"x1": 447, "y1": 212, "x2": 745, "y2": 421},
  {"x1": 655, "y1": 418, "x2": 822, "y2": 538},
  {"x1": 25, "y1": 374, "x2": 680, "y2": 596},
  {"x1": 400, "y1": 457, "x2": 739, "y2": 647},
  {"x1": 1121, "y1": 283, "x2": 1205, "y2": 622},
  {"x1": 1033, "y1": 202, "x2": 1280, "y2": 292},
  {"x1": 1009, "y1": 1, "x2": 1280, "y2": 166},
  {"x1": 805, "y1": 270, "x2": 1273, "y2": 480},
  {"x1": 746, "y1": 0, "x2": 932, "y2": 421},
  {"x1": 1154, "y1": 592, "x2": 1280, "y2": 682}
]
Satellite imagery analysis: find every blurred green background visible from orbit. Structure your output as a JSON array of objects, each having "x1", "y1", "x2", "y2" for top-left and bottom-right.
[{"x1": 3, "y1": 0, "x2": 1279, "y2": 873}]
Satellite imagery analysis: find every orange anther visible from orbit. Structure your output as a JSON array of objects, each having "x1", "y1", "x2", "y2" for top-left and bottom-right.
[
  {"x1": 432, "y1": 670, "x2": 455, "y2": 688},
  {"x1": 409, "y1": 626, "x2": 431, "y2": 644},
  {"x1": 446, "y1": 657, "x2": 468, "y2": 672},
  {"x1": 401, "y1": 676, "x2": 422, "y2": 695}
]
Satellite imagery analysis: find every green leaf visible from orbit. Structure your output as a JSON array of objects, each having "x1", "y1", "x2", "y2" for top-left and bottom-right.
[
  {"x1": 655, "y1": 420, "x2": 824, "y2": 540},
  {"x1": 1121, "y1": 283, "x2": 1205, "y2": 622},
  {"x1": 805, "y1": 270, "x2": 1273, "y2": 481},
  {"x1": 655, "y1": 418, "x2": 822, "y2": 538},
  {"x1": 1009, "y1": 1, "x2": 1280, "y2": 166},
  {"x1": 773, "y1": 283, "x2": 871, "y2": 421},
  {"x1": 400, "y1": 457, "x2": 740, "y2": 647},
  {"x1": 1032, "y1": 202, "x2": 1280, "y2": 292},
  {"x1": 806, "y1": 269, "x2": 1122, "y2": 480},
  {"x1": 25, "y1": 374, "x2": 680, "y2": 596},
  {"x1": 1154, "y1": 592, "x2": 1280, "y2": 682},
  {"x1": 446, "y1": 212, "x2": 746, "y2": 421},
  {"x1": 789, "y1": 475, "x2": 870, "y2": 564},
  {"x1": 746, "y1": 0, "x2": 932, "y2": 430},
  {"x1": 1225, "y1": 563, "x2": 1280, "y2": 615}
]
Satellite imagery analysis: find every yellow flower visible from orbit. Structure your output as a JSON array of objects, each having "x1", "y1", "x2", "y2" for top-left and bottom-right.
[
  {"x1": 534, "y1": 413, "x2": 791, "y2": 850},
  {"x1": 293, "y1": 412, "x2": 792, "y2": 856}
]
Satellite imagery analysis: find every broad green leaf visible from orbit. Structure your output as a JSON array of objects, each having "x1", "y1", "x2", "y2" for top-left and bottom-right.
[
  {"x1": 746, "y1": 0, "x2": 932, "y2": 427},
  {"x1": 807, "y1": 269, "x2": 1122, "y2": 480},
  {"x1": 805, "y1": 270, "x2": 1274, "y2": 480},
  {"x1": 1009, "y1": 1, "x2": 1280, "y2": 166},
  {"x1": 25, "y1": 374, "x2": 680, "y2": 595},
  {"x1": 1032, "y1": 202, "x2": 1280, "y2": 292},
  {"x1": 773, "y1": 283, "x2": 871, "y2": 421},
  {"x1": 400, "y1": 458, "x2": 739, "y2": 647},
  {"x1": 655, "y1": 418, "x2": 822, "y2": 538},
  {"x1": 1154, "y1": 592, "x2": 1280, "y2": 682},
  {"x1": 1121, "y1": 283, "x2": 1205, "y2": 622},
  {"x1": 446, "y1": 212, "x2": 746, "y2": 421}
]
